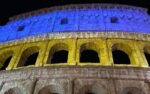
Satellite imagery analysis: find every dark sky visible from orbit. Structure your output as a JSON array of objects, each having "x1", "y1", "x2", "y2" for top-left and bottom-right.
[{"x1": 0, "y1": 0, "x2": 150, "y2": 25}]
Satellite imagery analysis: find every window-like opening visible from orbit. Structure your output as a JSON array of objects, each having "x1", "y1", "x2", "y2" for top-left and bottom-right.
[
  {"x1": 51, "y1": 50, "x2": 68, "y2": 64},
  {"x1": 17, "y1": 47, "x2": 39, "y2": 67},
  {"x1": 112, "y1": 50, "x2": 130, "y2": 64},
  {"x1": 47, "y1": 43, "x2": 69, "y2": 64},
  {"x1": 80, "y1": 50, "x2": 99, "y2": 63},
  {"x1": 144, "y1": 52, "x2": 150, "y2": 66},
  {"x1": 0, "y1": 56, "x2": 12, "y2": 70},
  {"x1": 0, "y1": 51, "x2": 13, "y2": 71},
  {"x1": 110, "y1": 17, "x2": 119, "y2": 23},
  {"x1": 24, "y1": 52, "x2": 39, "y2": 66},
  {"x1": 17, "y1": 25, "x2": 25, "y2": 31},
  {"x1": 60, "y1": 18, "x2": 68, "y2": 25}
]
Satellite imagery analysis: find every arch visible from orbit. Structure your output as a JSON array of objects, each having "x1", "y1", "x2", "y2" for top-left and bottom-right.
[
  {"x1": 80, "y1": 43, "x2": 100, "y2": 63},
  {"x1": 112, "y1": 44, "x2": 131, "y2": 64},
  {"x1": 0, "y1": 51, "x2": 13, "y2": 70},
  {"x1": 38, "y1": 85, "x2": 64, "y2": 94},
  {"x1": 17, "y1": 46, "x2": 39, "y2": 67},
  {"x1": 112, "y1": 50, "x2": 130, "y2": 64},
  {"x1": 51, "y1": 50, "x2": 68, "y2": 64},
  {"x1": 4, "y1": 87, "x2": 23, "y2": 94},
  {"x1": 47, "y1": 43, "x2": 69, "y2": 64},
  {"x1": 143, "y1": 46, "x2": 150, "y2": 66},
  {"x1": 121, "y1": 87, "x2": 145, "y2": 94},
  {"x1": 77, "y1": 84, "x2": 107, "y2": 94}
]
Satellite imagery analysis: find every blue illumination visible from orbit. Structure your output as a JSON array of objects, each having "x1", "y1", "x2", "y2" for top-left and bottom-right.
[{"x1": 0, "y1": 6, "x2": 150, "y2": 42}]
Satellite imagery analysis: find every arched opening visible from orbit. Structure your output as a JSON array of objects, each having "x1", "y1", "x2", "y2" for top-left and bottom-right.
[
  {"x1": 17, "y1": 47, "x2": 39, "y2": 67},
  {"x1": 111, "y1": 44, "x2": 131, "y2": 65},
  {"x1": 80, "y1": 43, "x2": 100, "y2": 63},
  {"x1": 0, "y1": 56, "x2": 12, "y2": 70},
  {"x1": 144, "y1": 52, "x2": 150, "y2": 66},
  {"x1": 51, "y1": 50, "x2": 68, "y2": 64},
  {"x1": 24, "y1": 52, "x2": 39, "y2": 66},
  {"x1": 143, "y1": 47, "x2": 150, "y2": 66},
  {"x1": 77, "y1": 84, "x2": 107, "y2": 94},
  {"x1": 80, "y1": 50, "x2": 99, "y2": 63},
  {"x1": 112, "y1": 50, "x2": 130, "y2": 64},
  {"x1": 0, "y1": 51, "x2": 13, "y2": 71},
  {"x1": 38, "y1": 85, "x2": 64, "y2": 94},
  {"x1": 121, "y1": 87, "x2": 145, "y2": 94},
  {"x1": 4, "y1": 87, "x2": 22, "y2": 94},
  {"x1": 47, "y1": 43, "x2": 69, "y2": 64}
]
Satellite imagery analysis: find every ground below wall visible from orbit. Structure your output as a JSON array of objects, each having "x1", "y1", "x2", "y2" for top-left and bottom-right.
[{"x1": 0, "y1": 66, "x2": 150, "y2": 94}]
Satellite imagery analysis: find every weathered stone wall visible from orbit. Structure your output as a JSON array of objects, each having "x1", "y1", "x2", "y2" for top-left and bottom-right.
[
  {"x1": 0, "y1": 36, "x2": 149, "y2": 94},
  {"x1": 0, "y1": 66, "x2": 149, "y2": 94},
  {"x1": 0, "y1": 4, "x2": 150, "y2": 94}
]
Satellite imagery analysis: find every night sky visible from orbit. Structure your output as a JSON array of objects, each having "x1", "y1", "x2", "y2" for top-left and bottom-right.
[{"x1": 0, "y1": 0, "x2": 150, "y2": 25}]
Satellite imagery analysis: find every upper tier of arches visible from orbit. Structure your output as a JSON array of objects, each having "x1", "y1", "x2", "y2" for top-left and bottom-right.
[
  {"x1": 0, "y1": 4, "x2": 150, "y2": 42},
  {"x1": 0, "y1": 38, "x2": 150, "y2": 71}
]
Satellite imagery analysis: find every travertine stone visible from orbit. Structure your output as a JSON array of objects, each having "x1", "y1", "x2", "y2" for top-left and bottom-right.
[
  {"x1": 0, "y1": 67, "x2": 149, "y2": 94},
  {"x1": 0, "y1": 79, "x2": 36, "y2": 94}
]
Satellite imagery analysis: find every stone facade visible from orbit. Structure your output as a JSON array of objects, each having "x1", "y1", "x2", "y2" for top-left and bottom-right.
[
  {"x1": 0, "y1": 67, "x2": 149, "y2": 94},
  {"x1": 0, "y1": 3, "x2": 150, "y2": 94}
]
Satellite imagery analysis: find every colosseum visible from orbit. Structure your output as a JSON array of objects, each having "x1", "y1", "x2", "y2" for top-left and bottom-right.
[{"x1": 0, "y1": 2, "x2": 150, "y2": 94}]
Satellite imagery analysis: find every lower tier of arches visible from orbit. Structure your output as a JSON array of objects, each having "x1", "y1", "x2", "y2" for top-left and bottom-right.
[{"x1": 0, "y1": 66, "x2": 149, "y2": 94}]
